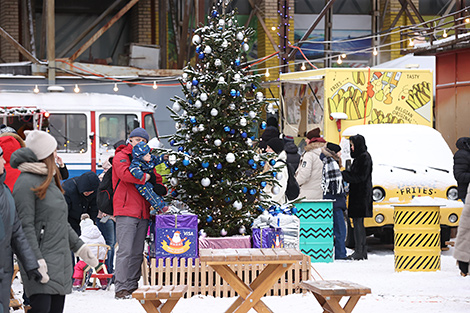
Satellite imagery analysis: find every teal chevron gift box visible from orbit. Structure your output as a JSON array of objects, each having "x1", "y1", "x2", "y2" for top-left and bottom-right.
[{"x1": 295, "y1": 200, "x2": 334, "y2": 263}]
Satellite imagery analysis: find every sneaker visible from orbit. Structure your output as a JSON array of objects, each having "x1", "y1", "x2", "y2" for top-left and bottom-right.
[{"x1": 115, "y1": 290, "x2": 132, "y2": 300}]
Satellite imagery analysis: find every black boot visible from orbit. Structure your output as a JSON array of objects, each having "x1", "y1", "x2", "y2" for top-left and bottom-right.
[{"x1": 458, "y1": 261, "x2": 469, "y2": 276}]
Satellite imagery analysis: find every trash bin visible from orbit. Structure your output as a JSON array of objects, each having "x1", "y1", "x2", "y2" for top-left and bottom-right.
[
  {"x1": 393, "y1": 204, "x2": 441, "y2": 272},
  {"x1": 296, "y1": 200, "x2": 334, "y2": 263}
]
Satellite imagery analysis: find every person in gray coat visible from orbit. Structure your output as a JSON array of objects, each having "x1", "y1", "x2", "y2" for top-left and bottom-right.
[
  {"x1": 454, "y1": 184, "x2": 470, "y2": 276},
  {"x1": 0, "y1": 145, "x2": 42, "y2": 313},
  {"x1": 11, "y1": 130, "x2": 98, "y2": 313}
]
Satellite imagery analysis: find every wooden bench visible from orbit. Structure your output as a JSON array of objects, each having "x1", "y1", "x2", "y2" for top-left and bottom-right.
[
  {"x1": 301, "y1": 280, "x2": 371, "y2": 313},
  {"x1": 132, "y1": 285, "x2": 187, "y2": 313}
]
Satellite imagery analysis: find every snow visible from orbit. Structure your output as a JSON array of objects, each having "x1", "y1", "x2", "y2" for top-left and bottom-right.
[{"x1": 11, "y1": 244, "x2": 469, "y2": 312}]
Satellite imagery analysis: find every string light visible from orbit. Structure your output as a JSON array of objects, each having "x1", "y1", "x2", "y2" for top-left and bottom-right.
[
  {"x1": 408, "y1": 38, "x2": 414, "y2": 46},
  {"x1": 341, "y1": 53, "x2": 346, "y2": 59},
  {"x1": 113, "y1": 83, "x2": 119, "y2": 92},
  {"x1": 265, "y1": 69, "x2": 270, "y2": 77},
  {"x1": 33, "y1": 85, "x2": 39, "y2": 94},
  {"x1": 153, "y1": 81, "x2": 158, "y2": 90},
  {"x1": 337, "y1": 56, "x2": 342, "y2": 64},
  {"x1": 466, "y1": 17, "x2": 470, "y2": 23},
  {"x1": 73, "y1": 84, "x2": 80, "y2": 93},
  {"x1": 443, "y1": 29, "x2": 448, "y2": 38},
  {"x1": 301, "y1": 63, "x2": 306, "y2": 71},
  {"x1": 271, "y1": 26, "x2": 276, "y2": 31},
  {"x1": 373, "y1": 47, "x2": 378, "y2": 56}
]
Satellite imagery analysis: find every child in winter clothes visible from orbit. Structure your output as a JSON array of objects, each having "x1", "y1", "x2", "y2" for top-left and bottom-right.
[
  {"x1": 72, "y1": 215, "x2": 108, "y2": 289},
  {"x1": 130, "y1": 141, "x2": 168, "y2": 215}
]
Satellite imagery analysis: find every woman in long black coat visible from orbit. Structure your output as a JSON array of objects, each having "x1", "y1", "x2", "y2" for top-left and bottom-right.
[{"x1": 342, "y1": 134, "x2": 373, "y2": 260}]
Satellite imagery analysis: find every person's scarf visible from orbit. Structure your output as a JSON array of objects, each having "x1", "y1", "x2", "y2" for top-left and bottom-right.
[
  {"x1": 321, "y1": 155, "x2": 344, "y2": 195},
  {"x1": 18, "y1": 162, "x2": 53, "y2": 175}
]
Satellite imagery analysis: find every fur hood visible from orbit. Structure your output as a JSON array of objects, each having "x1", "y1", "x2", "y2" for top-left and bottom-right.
[
  {"x1": 321, "y1": 146, "x2": 341, "y2": 165},
  {"x1": 304, "y1": 141, "x2": 326, "y2": 152}
]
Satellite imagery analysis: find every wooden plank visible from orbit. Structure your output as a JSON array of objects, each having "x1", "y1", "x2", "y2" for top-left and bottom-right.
[
  {"x1": 157, "y1": 285, "x2": 174, "y2": 298},
  {"x1": 157, "y1": 258, "x2": 163, "y2": 286},
  {"x1": 301, "y1": 280, "x2": 371, "y2": 296},
  {"x1": 236, "y1": 249, "x2": 253, "y2": 262},
  {"x1": 169, "y1": 285, "x2": 188, "y2": 298},
  {"x1": 274, "y1": 249, "x2": 291, "y2": 261},
  {"x1": 285, "y1": 249, "x2": 304, "y2": 261},
  {"x1": 260, "y1": 249, "x2": 277, "y2": 261}
]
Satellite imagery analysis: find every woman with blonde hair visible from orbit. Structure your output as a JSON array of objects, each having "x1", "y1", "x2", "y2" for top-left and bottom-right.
[{"x1": 11, "y1": 130, "x2": 98, "y2": 313}]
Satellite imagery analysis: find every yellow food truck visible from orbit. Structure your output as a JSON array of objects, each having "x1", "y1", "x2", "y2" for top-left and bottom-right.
[{"x1": 279, "y1": 68, "x2": 461, "y2": 247}]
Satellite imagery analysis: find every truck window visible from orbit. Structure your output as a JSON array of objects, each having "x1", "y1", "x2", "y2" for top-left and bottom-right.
[
  {"x1": 99, "y1": 114, "x2": 138, "y2": 147},
  {"x1": 47, "y1": 114, "x2": 87, "y2": 153},
  {"x1": 144, "y1": 114, "x2": 157, "y2": 138}
]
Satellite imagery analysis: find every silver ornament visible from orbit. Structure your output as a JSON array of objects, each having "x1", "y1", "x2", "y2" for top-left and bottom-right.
[
  {"x1": 240, "y1": 117, "x2": 247, "y2": 126},
  {"x1": 214, "y1": 139, "x2": 222, "y2": 146},
  {"x1": 172, "y1": 102, "x2": 181, "y2": 112},
  {"x1": 198, "y1": 124, "x2": 205, "y2": 132},
  {"x1": 182, "y1": 73, "x2": 188, "y2": 80},
  {"x1": 277, "y1": 173, "x2": 283, "y2": 180},
  {"x1": 215, "y1": 59, "x2": 222, "y2": 66},
  {"x1": 249, "y1": 111, "x2": 256, "y2": 119},
  {"x1": 170, "y1": 177, "x2": 178, "y2": 186},
  {"x1": 201, "y1": 177, "x2": 211, "y2": 187},
  {"x1": 239, "y1": 225, "x2": 246, "y2": 234},
  {"x1": 218, "y1": 77, "x2": 225, "y2": 83},
  {"x1": 272, "y1": 185, "x2": 281, "y2": 195},
  {"x1": 233, "y1": 200, "x2": 243, "y2": 210},
  {"x1": 168, "y1": 155, "x2": 177, "y2": 165},
  {"x1": 195, "y1": 100, "x2": 202, "y2": 108},
  {"x1": 204, "y1": 46, "x2": 212, "y2": 54},
  {"x1": 236, "y1": 32, "x2": 244, "y2": 40},
  {"x1": 218, "y1": 19, "x2": 225, "y2": 26},
  {"x1": 200, "y1": 93, "x2": 208, "y2": 101},
  {"x1": 210, "y1": 108, "x2": 218, "y2": 116},
  {"x1": 243, "y1": 43, "x2": 249, "y2": 52},
  {"x1": 226, "y1": 152, "x2": 235, "y2": 163},
  {"x1": 220, "y1": 229, "x2": 227, "y2": 236},
  {"x1": 234, "y1": 73, "x2": 241, "y2": 81},
  {"x1": 192, "y1": 126, "x2": 199, "y2": 133},
  {"x1": 192, "y1": 34, "x2": 201, "y2": 45},
  {"x1": 256, "y1": 92, "x2": 264, "y2": 101},
  {"x1": 253, "y1": 154, "x2": 260, "y2": 162},
  {"x1": 229, "y1": 103, "x2": 236, "y2": 110},
  {"x1": 246, "y1": 138, "x2": 253, "y2": 146}
]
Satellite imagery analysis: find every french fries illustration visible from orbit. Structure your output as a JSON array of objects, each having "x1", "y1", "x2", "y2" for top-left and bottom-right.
[
  {"x1": 352, "y1": 71, "x2": 366, "y2": 85},
  {"x1": 406, "y1": 81, "x2": 431, "y2": 110},
  {"x1": 328, "y1": 86, "x2": 372, "y2": 120},
  {"x1": 369, "y1": 108, "x2": 405, "y2": 124}
]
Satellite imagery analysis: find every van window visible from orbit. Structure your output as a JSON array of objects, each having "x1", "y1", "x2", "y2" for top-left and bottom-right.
[
  {"x1": 144, "y1": 114, "x2": 157, "y2": 138},
  {"x1": 99, "y1": 114, "x2": 139, "y2": 147},
  {"x1": 47, "y1": 114, "x2": 87, "y2": 153}
]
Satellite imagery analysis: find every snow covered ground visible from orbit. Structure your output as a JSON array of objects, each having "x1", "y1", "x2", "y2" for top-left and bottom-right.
[{"x1": 11, "y1": 242, "x2": 469, "y2": 312}]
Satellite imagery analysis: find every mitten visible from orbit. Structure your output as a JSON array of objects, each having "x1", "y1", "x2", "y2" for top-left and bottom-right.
[
  {"x1": 153, "y1": 183, "x2": 167, "y2": 196},
  {"x1": 76, "y1": 245, "x2": 99, "y2": 268},
  {"x1": 148, "y1": 171, "x2": 158, "y2": 186},
  {"x1": 37, "y1": 259, "x2": 50, "y2": 283},
  {"x1": 27, "y1": 268, "x2": 43, "y2": 283}
]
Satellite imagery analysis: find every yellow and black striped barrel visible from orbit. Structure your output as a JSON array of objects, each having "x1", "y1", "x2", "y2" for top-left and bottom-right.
[{"x1": 393, "y1": 204, "x2": 441, "y2": 272}]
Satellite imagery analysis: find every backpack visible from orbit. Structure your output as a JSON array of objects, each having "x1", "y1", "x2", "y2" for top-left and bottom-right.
[
  {"x1": 279, "y1": 160, "x2": 300, "y2": 201},
  {"x1": 96, "y1": 168, "x2": 120, "y2": 215}
]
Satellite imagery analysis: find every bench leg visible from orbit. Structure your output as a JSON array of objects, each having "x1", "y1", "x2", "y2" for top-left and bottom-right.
[
  {"x1": 139, "y1": 299, "x2": 162, "y2": 313},
  {"x1": 312, "y1": 294, "x2": 362, "y2": 313},
  {"x1": 160, "y1": 299, "x2": 181, "y2": 313},
  {"x1": 342, "y1": 296, "x2": 361, "y2": 313}
]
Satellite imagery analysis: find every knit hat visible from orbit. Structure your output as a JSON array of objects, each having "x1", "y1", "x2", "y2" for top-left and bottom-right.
[
  {"x1": 79, "y1": 217, "x2": 94, "y2": 231},
  {"x1": 266, "y1": 137, "x2": 285, "y2": 154},
  {"x1": 129, "y1": 127, "x2": 149, "y2": 142},
  {"x1": 24, "y1": 130, "x2": 57, "y2": 160},
  {"x1": 306, "y1": 127, "x2": 321, "y2": 139},
  {"x1": 327, "y1": 142, "x2": 341, "y2": 154},
  {"x1": 0, "y1": 124, "x2": 17, "y2": 134}
]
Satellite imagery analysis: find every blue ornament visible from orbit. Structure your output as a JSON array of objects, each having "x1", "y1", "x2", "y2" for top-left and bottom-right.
[
  {"x1": 187, "y1": 172, "x2": 193, "y2": 178},
  {"x1": 196, "y1": 46, "x2": 201, "y2": 53},
  {"x1": 192, "y1": 79, "x2": 199, "y2": 86},
  {"x1": 261, "y1": 121, "x2": 267, "y2": 129},
  {"x1": 216, "y1": 163, "x2": 222, "y2": 170},
  {"x1": 190, "y1": 117, "x2": 197, "y2": 124},
  {"x1": 230, "y1": 129, "x2": 236, "y2": 135},
  {"x1": 188, "y1": 99, "x2": 193, "y2": 104},
  {"x1": 178, "y1": 146, "x2": 184, "y2": 152},
  {"x1": 272, "y1": 171, "x2": 277, "y2": 177},
  {"x1": 235, "y1": 59, "x2": 241, "y2": 66},
  {"x1": 202, "y1": 162, "x2": 209, "y2": 168},
  {"x1": 248, "y1": 159, "x2": 255, "y2": 165},
  {"x1": 171, "y1": 167, "x2": 176, "y2": 173},
  {"x1": 269, "y1": 159, "x2": 276, "y2": 166},
  {"x1": 206, "y1": 215, "x2": 213, "y2": 222},
  {"x1": 198, "y1": 53, "x2": 205, "y2": 59},
  {"x1": 230, "y1": 89, "x2": 237, "y2": 97},
  {"x1": 242, "y1": 187, "x2": 248, "y2": 193},
  {"x1": 224, "y1": 126, "x2": 230, "y2": 132},
  {"x1": 170, "y1": 140, "x2": 176, "y2": 146},
  {"x1": 241, "y1": 132, "x2": 248, "y2": 138},
  {"x1": 291, "y1": 207, "x2": 298, "y2": 214},
  {"x1": 182, "y1": 159, "x2": 190, "y2": 166},
  {"x1": 236, "y1": 91, "x2": 240, "y2": 97},
  {"x1": 252, "y1": 83, "x2": 257, "y2": 89},
  {"x1": 258, "y1": 205, "x2": 264, "y2": 211},
  {"x1": 171, "y1": 190, "x2": 178, "y2": 197},
  {"x1": 259, "y1": 161, "x2": 265, "y2": 167},
  {"x1": 249, "y1": 188, "x2": 257, "y2": 195},
  {"x1": 184, "y1": 152, "x2": 190, "y2": 155},
  {"x1": 251, "y1": 136, "x2": 256, "y2": 140},
  {"x1": 225, "y1": 197, "x2": 231, "y2": 203},
  {"x1": 260, "y1": 181, "x2": 267, "y2": 188},
  {"x1": 173, "y1": 166, "x2": 179, "y2": 172},
  {"x1": 251, "y1": 163, "x2": 257, "y2": 170},
  {"x1": 218, "y1": 89, "x2": 222, "y2": 95},
  {"x1": 211, "y1": 10, "x2": 218, "y2": 17}
]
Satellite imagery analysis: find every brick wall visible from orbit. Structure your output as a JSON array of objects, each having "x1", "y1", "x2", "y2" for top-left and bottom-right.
[
  {"x1": 0, "y1": 0, "x2": 20, "y2": 62},
  {"x1": 130, "y1": 0, "x2": 158, "y2": 44}
]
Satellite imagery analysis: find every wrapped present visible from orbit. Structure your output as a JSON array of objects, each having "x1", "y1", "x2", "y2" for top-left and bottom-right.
[
  {"x1": 153, "y1": 214, "x2": 198, "y2": 262},
  {"x1": 253, "y1": 210, "x2": 299, "y2": 249},
  {"x1": 252, "y1": 227, "x2": 284, "y2": 248}
]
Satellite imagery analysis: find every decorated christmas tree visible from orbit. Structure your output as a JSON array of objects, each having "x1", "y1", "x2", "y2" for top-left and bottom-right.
[{"x1": 164, "y1": 3, "x2": 280, "y2": 237}]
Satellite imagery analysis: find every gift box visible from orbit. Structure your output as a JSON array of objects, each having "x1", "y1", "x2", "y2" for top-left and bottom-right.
[
  {"x1": 153, "y1": 214, "x2": 199, "y2": 262},
  {"x1": 252, "y1": 227, "x2": 284, "y2": 248}
]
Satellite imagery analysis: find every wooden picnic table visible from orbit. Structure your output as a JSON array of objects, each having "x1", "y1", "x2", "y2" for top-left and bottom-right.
[{"x1": 199, "y1": 248, "x2": 304, "y2": 313}]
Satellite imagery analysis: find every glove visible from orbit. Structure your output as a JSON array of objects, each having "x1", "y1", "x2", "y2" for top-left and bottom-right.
[
  {"x1": 76, "y1": 245, "x2": 99, "y2": 268},
  {"x1": 37, "y1": 259, "x2": 50, "y2": 284},
  {"x1": 27, "y1": 268, "x2": 43, "y2": 283},
  {"x1": 148, "y1": 171, "x2": 158, "y2": 186},
  {"x1": 153, "y1": 184, "x2": 167, "y2": 196}
]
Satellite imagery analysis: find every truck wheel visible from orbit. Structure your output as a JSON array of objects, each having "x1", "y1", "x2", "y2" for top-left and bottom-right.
[{"x1": 345, "y1": 217, "x2": 355, "y2": 249}]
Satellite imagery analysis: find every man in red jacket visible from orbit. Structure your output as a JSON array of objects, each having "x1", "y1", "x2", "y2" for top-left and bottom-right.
[{"x1": 112, "y1": 127, "x2": 166, "y2": 299}]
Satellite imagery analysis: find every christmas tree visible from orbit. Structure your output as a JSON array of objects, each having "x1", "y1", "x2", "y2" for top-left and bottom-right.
[{"x1": 164, "y1": 3, "x2": 280, "y2": 237}]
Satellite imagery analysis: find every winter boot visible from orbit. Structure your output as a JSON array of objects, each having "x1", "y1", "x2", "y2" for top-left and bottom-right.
[{"x1": 458, "y1": 261, "x2": 469, "y2": 276}]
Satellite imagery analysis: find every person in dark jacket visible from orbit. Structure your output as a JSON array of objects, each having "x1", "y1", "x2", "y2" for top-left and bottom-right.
[
  {"x1": 11, "y1": 130, "x2": 98, "y2": 313},
  {"x1": 342, "y1": 134, "x2": 373, "y2": 260},
  {"x1": 283, "y1": 136, "x2": 301, "y2": 171},
  {"x1": 258, "y1": 117, "x2": 280, "y2": 151},
  {"x1": 321, "y1": 143, "x2": 347, "y2": 260},
  {"x1": 0, "y1": 145, "x2": 42, "y2": 313},
  {"x1": 453, "y1": 137, "x2": 470, "y2": 202},
  {"x1": 62, "y1": 171, "x2": 100, "y2": 235}
]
